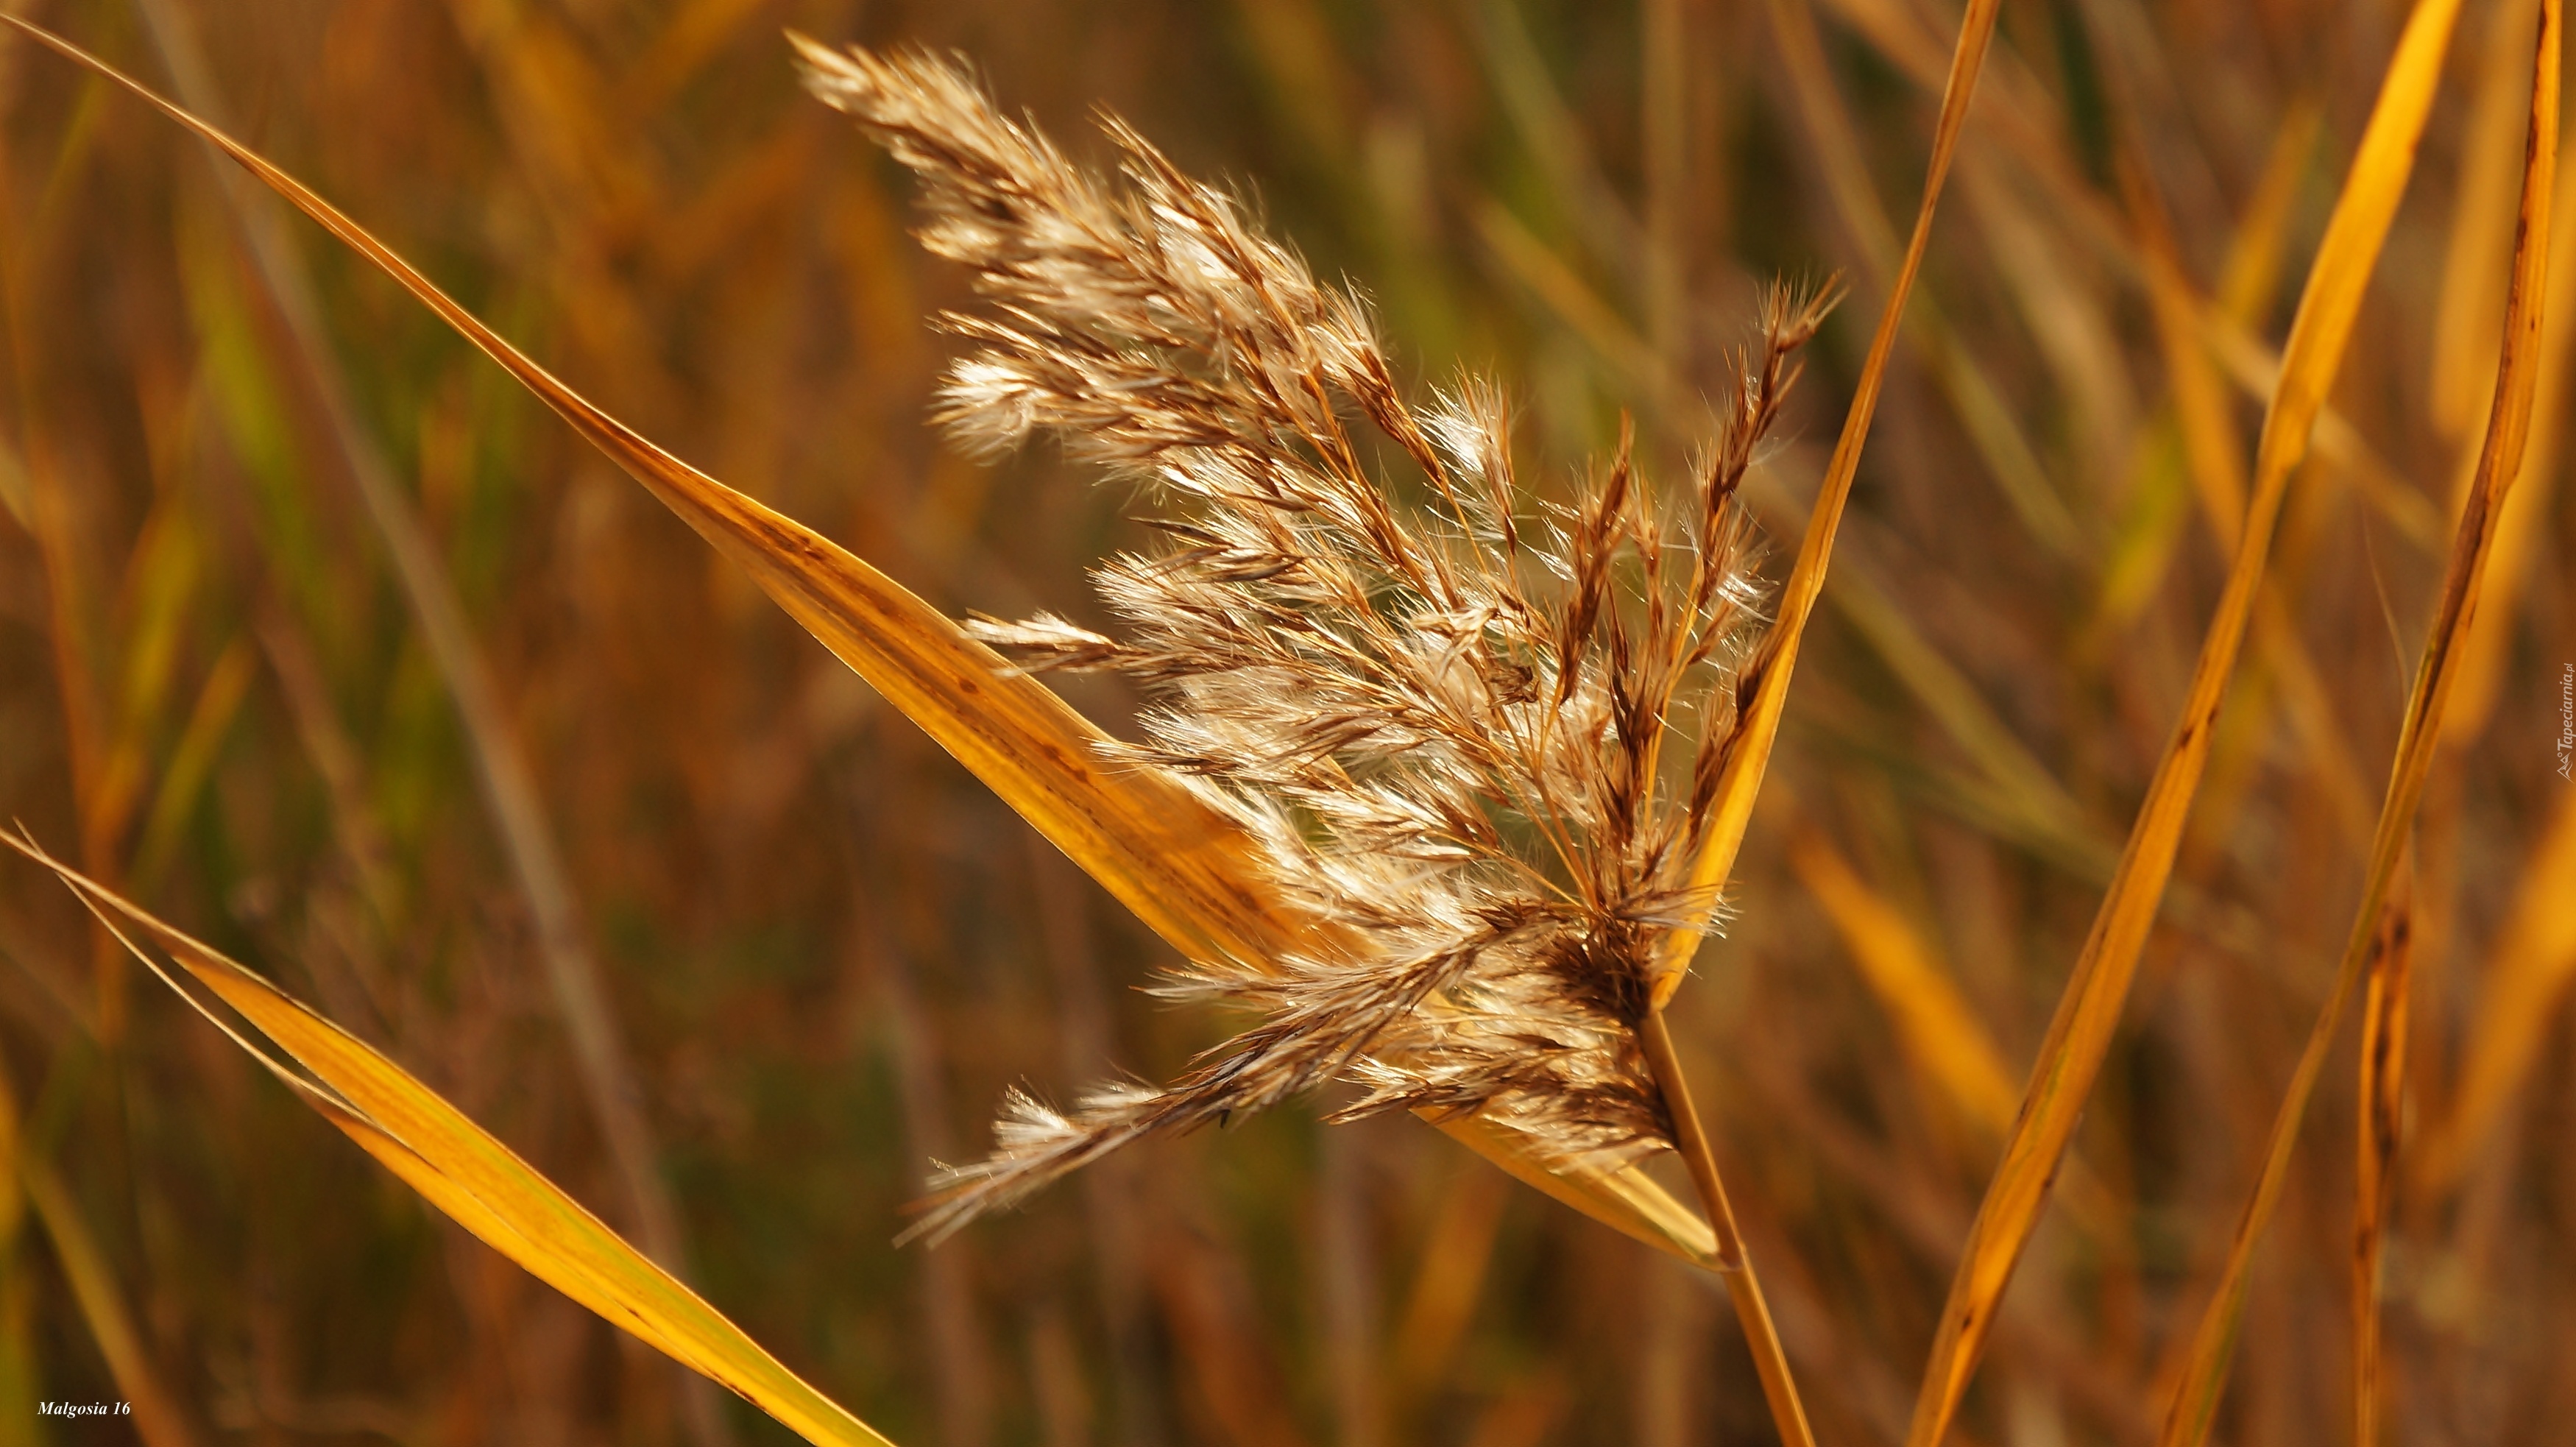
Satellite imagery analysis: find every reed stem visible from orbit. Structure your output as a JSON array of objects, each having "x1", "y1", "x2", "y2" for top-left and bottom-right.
[{"x1": 1639, "y1": 1008, "x2": 1818, "y2": 1447}]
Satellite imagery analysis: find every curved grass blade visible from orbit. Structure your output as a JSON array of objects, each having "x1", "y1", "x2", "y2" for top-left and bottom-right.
[
  {"x1": 0, "y1": 16, "x2": 1718, "y2": 1265},
  {"x1": 1788, "y1": 827, "x2": 2018, "y2": 1137},
  {"x1": 1900, "y1": 0, "x2": 2475, "y2": 1440},
  {"x1": 17, "y1": 1153, "x2": 197, "y2": 1447},
  {"x1": 0, "y1": 18, "x2": 1281, "y2": 981},
  {"x1": 1763, "y1": 0, "x2": 2081, "y2": 562},
  {"x1": 1621, "y1": 5, "x2": 2005, "y2": 1440},
  {"x1": 1, "y1": 831, "x2": 894, "y2": 1447},
  {"x1": 1649, "y1": 0, "x2": 2003, "y2": 1002},
  {"x1": 2351, "y1": 855, "x2": 2413, "y2": 1447},
  {"x1": 2418, "y1": 783, "x2": 2576, "y2": 1189},
  {"x1": 1429, "y1": 1114, "x2": 1715, "y2": 1264},
  {"x1": 2156, "y1": 7, "x2": 2555, "y2": 1439}
]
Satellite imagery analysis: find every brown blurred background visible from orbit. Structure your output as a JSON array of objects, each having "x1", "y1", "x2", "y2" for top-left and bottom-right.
[{"x1": 0, "y1": 0, "x2": 2569, "y2": 1443}]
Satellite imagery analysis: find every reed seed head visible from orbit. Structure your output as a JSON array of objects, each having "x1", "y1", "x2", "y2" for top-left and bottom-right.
[{"x1": 795, "y1": 37, "x2": 1831, "y2": 1242}]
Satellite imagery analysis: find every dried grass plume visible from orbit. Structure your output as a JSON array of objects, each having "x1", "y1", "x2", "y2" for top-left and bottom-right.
[{"x1": 793, "y1": 35, "x2": 1832, "y2": 1242}]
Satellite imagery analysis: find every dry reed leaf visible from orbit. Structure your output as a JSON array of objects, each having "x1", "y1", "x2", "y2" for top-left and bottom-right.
[
  {"x1": 1788, "y1": 827, "x2": 2018, "y2": 1137},
  {"x1": 1902, "y1": 0, "x2": 2474, "y2": 1439},
  {"x1": 2421, "y1": 785, "x2": 2576, "y2": 1188},
  {"x1": 17, "y1": 1151, "x2": 196, "y2": 1447},
  {"x1": 1649, "y1": 0, "x2": 2005, "y2": 1000},
  {"x1": 0, "y1": 21, "x2": 1281, "y2": 977},
  {"x1": 1479, "y1": 158, "x2": 2102, "y2": 878},
  {"x1": 1434, "y1": 1114, "x2": 1716, "y2": 1262},
  {"x1": 2352, "y1": 855, "x2": 2413, "y2": 1447},
  {"x1": 1390, "y1": 1164, "x2": 1510, "y2": 1396},
  {"x1": 2155, "y1": 4, "x2": 2555, "y2": 1440},
  {"x1": 0, "y1": 16, "x2": 1721, "y2": 1265},
  {"x1": 0, "y1": 832, "x2": 895, "y2": 1447},
  {"x1": 1816, "y1": 0, "x2": 2441, "y2": 558},
  {"x1": 1764, "y1": 0, "x2": 2078, "y2": 563},
  {"x1": 2443, "y1": 140, "x2": 2576, "y2": 744},
  {"x1": 2429, "y1": 0, "x2": 2542, "y2": 442}
]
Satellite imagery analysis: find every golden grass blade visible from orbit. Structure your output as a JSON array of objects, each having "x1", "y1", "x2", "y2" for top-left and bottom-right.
[
  {"x1": 2442, "y1": 132, "x2": 2576, "y2": 746},
  {"x1": 1, "y1": 832, "x2": 896, "y2": 1447},
  {"x1": 2352, "y1": 855, "x2": 2413, "y2": 1447},
  {"x1": 1787, "y1": 827, "x2": 2018, "y2": 1137},
  {"x1": 14, "y1": 1133, "x2": 195, "y2": 1447},
  {"x1": 0, "y1": 15, "x2": 1722, "y2": 1266},
  {"x1": 1902, "y1": 1, "x2": 2474, "y2": 1440},
  {"x1": 1764, "y1": 0, "x2": 2080, "y2": 562},
  {"x1": 2418, "y1": 784, "x2": 2576, "y2": 1189},
  {"x1": 1649, "y1": 0, "x2": 2002, "y2": 1003},
  {"x1": 1635, "y1": 1013, "x2": 1814, "y2": 1447},
  {"x1": 2155, "y1": 5, "x2": 2554, "y2": 1440},
  {"x1": 1479, "y1": 180, "x2": 2101, "y2": 869},
  {"x1": 130, "y1": 634, "x2": 254, "y2": 892},
  {"x1": 1428, "y1": 1114, "x2": 1715, "y2": 1264},
  {"x1": 1630, "y1": 5, "x2": 2004, "y2": 1440},
  {"x1": 1389, "y1": 1164, "x2": 1508, "y2": 1398},
  {"x1": 0, "y1": 18, "x2": 1281, "y2": 980},
  {"x1": 2428, "y1": 0, "x2": 2542, "y2": 443}
]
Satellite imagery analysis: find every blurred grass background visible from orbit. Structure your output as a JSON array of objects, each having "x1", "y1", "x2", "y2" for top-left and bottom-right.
[{"x1": 0, "y1": 0, "x2": 2570, "y2": 1443}]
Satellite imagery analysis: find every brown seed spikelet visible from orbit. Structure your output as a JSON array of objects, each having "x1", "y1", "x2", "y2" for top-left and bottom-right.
[{"x1": 794, "y1": 37, "x2": 1831, "y2": 1242}]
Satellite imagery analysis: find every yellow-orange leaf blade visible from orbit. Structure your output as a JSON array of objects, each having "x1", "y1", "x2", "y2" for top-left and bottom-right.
[
  {"x1": 2420, "y1": 783, "x2": 2576, "y2": 1189},
  {"x1": 1432, "y1": 1114, "x2": 1716, "y2": 1264},
  {"x1": 4, "y1": 833, "x2": 894, "y2": 1447},
  {"x1": 1788, "y1": 828, "x2": 2019, "y2": 1136},
  {"x1": 1652, "y1": 0, "x2": 2003, "y2": 1001},
  {"x1": 2156, "y1": 4, "x2": 2555, "y2": 1440},
  {"x1": 1902, "y1": 0, "x2": 2473, "y2": 1440},
  {"x1": 0, "y1": 15, "x2": 1723, "y2": 1267},
  {"x1": 0, "y1": 18, "x2": 1282, "y2": 982},
  {"x1": 2351, "y1": 855, "x2": 2414, "y2": 1447}
]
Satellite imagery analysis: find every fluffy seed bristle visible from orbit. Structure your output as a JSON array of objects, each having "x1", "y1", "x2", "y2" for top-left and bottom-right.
[{"x1": 795, "y1": 36, "x2": 1832, "y2": 1243}]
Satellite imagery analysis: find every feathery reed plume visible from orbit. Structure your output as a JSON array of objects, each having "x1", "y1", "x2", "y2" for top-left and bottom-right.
[{"x1": 794, "y1": 38, "x2": 1831, "y2": 1243}]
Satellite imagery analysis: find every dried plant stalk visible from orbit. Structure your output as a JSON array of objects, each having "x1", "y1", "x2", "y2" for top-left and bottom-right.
[
  {"x1": 2156, "y1": 1, "x2": 2557, "y2": 1437},
  {"x1": 2352, "y1": 854, "x2": 2413, "y2": 1447},
  {"x1": 0, "y1": 10, "x2": 1748, "y2": 1278},
  {"x1": 1905, "y1": 0, "x2": 2477, "y2": 1436},
  {"x1": 2, "y1": 831, "x2": 896, "y2": 1447}
]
